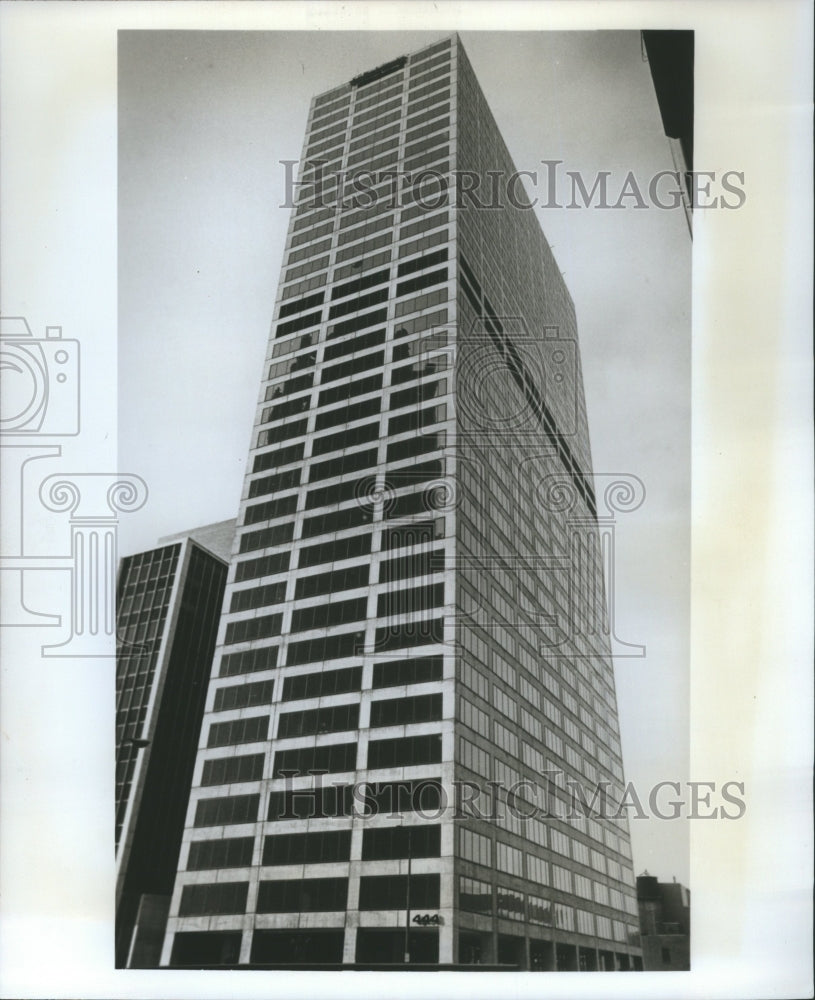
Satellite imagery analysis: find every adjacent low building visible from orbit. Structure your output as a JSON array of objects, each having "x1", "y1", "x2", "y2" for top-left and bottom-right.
[
  {"x1": 115, "y1": 520, "x2": 234, "y2": 967},
  {"x1": 636, "y1": 874, "x2": 690, "y2": 970}
]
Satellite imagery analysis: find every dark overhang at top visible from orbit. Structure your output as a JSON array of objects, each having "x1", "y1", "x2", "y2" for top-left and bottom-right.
[{"x1": 350, "y1": 55, "x2": 407, "y2": 89}]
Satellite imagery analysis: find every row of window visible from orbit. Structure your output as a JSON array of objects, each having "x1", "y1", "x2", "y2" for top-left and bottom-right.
[
  {"x1": 189, "y1": 823, "x2": 442, "y2": 871},
  {"x1": 239, "y1": 473, "x2": 447, "y2": 555},
  {"x1": 217, "y1": 613, "x2": 444, "y2": 678},
  {"x1": 178, "y1": 873, "x2": 441, "y2": 916},
  {"x1": 194, "y1": 735, "x2": 444, "y2": 811}
]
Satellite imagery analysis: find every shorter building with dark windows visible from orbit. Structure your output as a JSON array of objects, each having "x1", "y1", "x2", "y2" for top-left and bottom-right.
[
  {"x1": 636, "y1": 874, "x2": 690, "y2": 970},
  {"x1": 115, "y1": 520, "x2": 234, "y2": 967}
]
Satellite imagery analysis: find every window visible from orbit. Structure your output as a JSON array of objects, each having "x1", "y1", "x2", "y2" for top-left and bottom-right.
[
  {"x1": 282, "y1": 665, "x2": 362, "y2": 701},
  {"x1": 373, "y1": 616, "x2": 444, "y2": 653},
  {"x1": 396, "y1": 248, "x2": 447, "y2": 278},
  {"x1": 193, "y1": 793, "x2": 260, "y2": 827},
  {"x1": 493, "y1": 721, "x2": 518, "y2": 758},
  {"x1": 378, "y1": 547, "x2": 444, "y2": 585},
  {"x1": 528, "y1": 895, "x2": 553, "y2": 925},
  {"x1": 371, "y1": 655, "x2": 442, "y2": 689},
  {"x1": 359, "y1": 778, "x2": 443, "y2": 816},
  {"x1": 381, "y1": 521, "x2": 440, "y2": 550},
  {"x1": 376, "y1": 582, "x2": 444, "y2": 618},
  {"x1": 248, "y1": 467, "x2": 301, "y2": 500},
  {"x1": 298, "y1": 532, "x2": 372, "y2": 569},
  {"x1": 275, "y1": 310, "x2": 323, "y2": 339},
  {"x1": 331, "y1": 267, "x2": 390, "y2": 300},
  {"x1": 317, "y1": 372, "x2": 382, "y2": 407},
  {"x1": 327, "y1": 287, "x2": 388, "y2": 320},
  {"x1": 273, "y1": 741, "x2": 357, "y2": 777},
  {"x1": 311, "y1": 420, "x2": 379, "y2": 456},
  {"x1": 256, "y1": 420, "x2": 308, "y2": 451},
  {"x1": 267, "y1": 784, "x2": 353, "y2": 821},
  {"x1": 496, "y1": 886, "x2": 525, "y2": 921},
  {"x1": 459, "y1": 875, "x2": 492, "y2": 914},
  {"x1": 553, "y1": 864, "x2": 571, "y2": 893},
  {"x1": 187, "y1": 836, "x2": 254, "y2": 870},
  {"x1": 369, "y1": 692, "x2": 442, "y2": 727},
  {"x1": 396, "y1": 268, "x2": 447, "y2": 298},
  {"x1": 284, "y1": 255, "x2": 330, "y2": 284},
  {"x1": 300, "y1": 506, "x2": 373, "y2": 540},
  {"x1": 459, "y1": 697, "x2": 490, "y2": 738},
  {"x1": 458, "y1": 736, "x2": 491, "y2": 779},
  {"x1": 219, "y1": 645, "x2": 278, "y2": 677},
  {"x1": 238, "y1": 523, "x2": 294, "y2": 555},
  {"x1": 307, "y1": 447, "x2": 378, "y2": 484},
  {"x1": 230, "y1": 582, "x2": 287, "y2": 613},
  {"x1": 389, "y1": 354, "x2": 447, "y2": 387},
  {"x1": 526, "y1": 854, "x2": 549, "y2": 885},
  {"x1": 366, "y1": 733, "x2": 442, "y2": 769},
  {"x1": 358, "y1": 874, "x2": 439, "y2": 910},
  {"x1": 459, "y1": 826, "x2": 491, "y2": 867},
  {"x1": 333, "y1": 249, "x2": 392, "y2": 282},
  {"x1": 290, "y1": 596, "x2": 368, "y2": 632},
  {"x1": 262, "y1": 829, "x2": 351, "y2": 866},
  {"x1": 321, "y1": 348, "x2": 384, "y2": 383},
  {"x1": 252, "y1": 441, "x2": 305, "y2": 472},
  {"x1": 213, "y1": 680, "x2": 273, "y2": 713},
  {"x1": 179, "y1": 881, "x2": 249, "y2": 916},
  {"x1": 278, "y1": 290, "x2": 325, "y2": 317},
  {"x1": 313, "y1": 395, "x2": 380, "y2": 432},
  {"x1": 361, "y1": 824, "x2": 440, "y2": 860},
  {"x1": 306, "y1": 479, "x2": 368, "y2": 515},
  {"x1": 384, "y1": 487, "x2": 445, "y2": 521},
  {"x1": 574, "y1": 873, "x2": 593, "y2": 899},
  {"x1": 224, "y1": 612, "x2": 282, "y2": 645},
  {"x1": 555, "y1": 902, "x2": 575, "y2": 931},
  {"x1": 399, "y1": 210, "x2": 448, "y2": 241},
  {"x1": 496, "y1": 842, "x2": 524, "y2": 876},
  {"x1": 387, "y1": 404, "x2": 445, "y2": 437},
  {"x1": 257, "y1": 877, "x2": 348, "y2": 913},
  {"x1": 459, "y1": 660, "x2": 489, "y2": 700},
  {"x1": 493, "y1": 687, "x2": 518, "y2": 722},
  {"x1": 277, "y1": 702, "x2": 360, "y2": 738},
  {"x1": 398, "y1": 228, "x2": 448, "y2": 260},
  {"x1": 285, "y1": 630, "x2": 365, "y2": 667},
  {"x1": 200, "y1": 753, "x2": 265, "y2": 787},
  {"x1": 207, "y1": 715, "x2": 268, "y2": 749}
]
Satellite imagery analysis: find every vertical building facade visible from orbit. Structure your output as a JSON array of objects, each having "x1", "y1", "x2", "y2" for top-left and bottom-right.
[
  {"x1": 637, "y1": 875, "x2": 690, "y2": 970},
  {"x1": 115, "y1": 522, "x2": 233, "y2": 967},
  {"x1": 160, "y1": 35, "x2": 641, "y2": 970}
]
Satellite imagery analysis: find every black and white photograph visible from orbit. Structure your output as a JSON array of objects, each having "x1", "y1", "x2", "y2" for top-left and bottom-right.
[
  {"x1": 115, "y1": 28, "x2": 692, "y2": 971},
  {"x1": 0, "y1": 2, "x2": 811, "y2": 999}
]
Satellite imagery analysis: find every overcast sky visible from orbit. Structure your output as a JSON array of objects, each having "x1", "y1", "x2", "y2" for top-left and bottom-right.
[{"x1": 118, "y1": 30, "x2": 691, "y2": 885}]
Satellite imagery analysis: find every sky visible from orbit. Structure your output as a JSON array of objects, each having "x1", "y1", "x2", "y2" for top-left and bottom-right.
[{"x1": 118, "y1": 29, "x2": 691, "y2": 885}]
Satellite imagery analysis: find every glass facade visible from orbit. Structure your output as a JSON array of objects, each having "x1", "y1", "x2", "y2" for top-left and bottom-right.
[
  {"x1": 115, "y1": 535, "x2": 229, "y2": 967},
  {"x1": 160, "y1": 34, "x2": 640, "y2": 970}
]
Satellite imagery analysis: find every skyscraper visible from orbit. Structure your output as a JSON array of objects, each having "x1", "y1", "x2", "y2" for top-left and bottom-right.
[
  {"x1": 159, "y1": 34, "x2": 642, "y2": 971},
  {"x1": 115, "y1": 521, "x2": 234, "y2": 967}
]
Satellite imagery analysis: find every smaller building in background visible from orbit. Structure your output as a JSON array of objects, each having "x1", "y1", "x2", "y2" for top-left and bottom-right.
[
  {"x1": 115, "y1": 520, "x2": 235, "y2": 968},
  {"x1": 642, "y1": 29, "x2": 694, "y2": 236},
  {"x1": 636, "y1": 874, "x2": 690, "y2": 970}
]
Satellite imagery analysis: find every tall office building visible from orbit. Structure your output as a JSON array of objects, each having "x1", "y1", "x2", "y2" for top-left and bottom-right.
[
  {"x1": 115, "y1": 521, "x2": 234, "y2": 967},
  {"x1": 160, "y1": 35, "x2": 642, "y2": 970}
]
